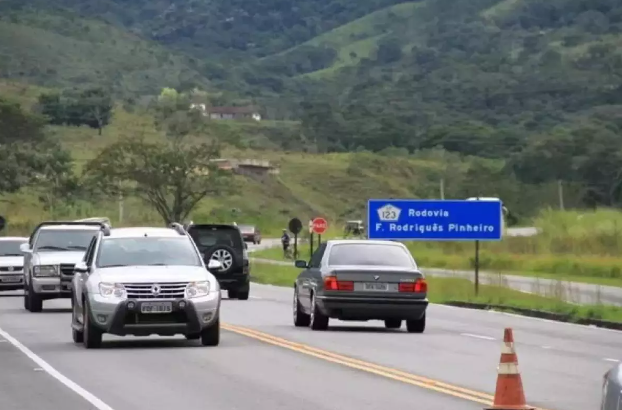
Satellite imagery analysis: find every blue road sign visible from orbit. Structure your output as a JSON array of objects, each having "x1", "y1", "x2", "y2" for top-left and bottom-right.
[{"x1": 367, "y1": 199, "x2": 503, "y2": 241}]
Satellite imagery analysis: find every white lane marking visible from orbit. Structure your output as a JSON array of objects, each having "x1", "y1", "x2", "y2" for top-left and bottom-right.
[
  {"x1": 460, "y1": 333, "x2": 495, "y2": 341},
  {"x1": 0, "y1": 327, "x2": 115, "y2": 410},
  {"x1": 541, "y1": 346, "x2": 552, "y2": 349},
  {"x1": 0, "y1": 339, "x2": 6, "y2": 343},
  {"x1": 604, "y1": 358, "x2": 619, "y2": 362},
  {"x1": 249, "y1": 296, "x2": 262, "y2": 300}
]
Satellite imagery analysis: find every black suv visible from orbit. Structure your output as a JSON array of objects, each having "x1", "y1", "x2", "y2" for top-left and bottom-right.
[{"x1": 185, "y1": 223, "x2": 250, "y2": 300}]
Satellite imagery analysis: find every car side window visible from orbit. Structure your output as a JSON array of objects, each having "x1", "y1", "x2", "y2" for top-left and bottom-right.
[{"x1": 309, "y1": 243, "x2": 326, "y2": 268}]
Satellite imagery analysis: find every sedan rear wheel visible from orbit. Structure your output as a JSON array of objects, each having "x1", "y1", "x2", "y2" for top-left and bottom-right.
[
  {"x1": 406, "y1": 313, "x2": 426, "y2": 333},
  {"x1": 293, "y1": 287, "x2": 310, "y2": 327},
  {"x1": 309, "y1": 293, "x2": 329, "y2": 331}
]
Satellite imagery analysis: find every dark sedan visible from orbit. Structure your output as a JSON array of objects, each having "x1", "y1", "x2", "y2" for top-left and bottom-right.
[
  {"x1": 238, "y1": 224, "x2": 261, "y2": 244},
  {"x1": 292, "y1": 239, "x2": 428, "y2": 332},
  {"x1": 601, "y1": 361, "x2": 621, "y2": 410}
]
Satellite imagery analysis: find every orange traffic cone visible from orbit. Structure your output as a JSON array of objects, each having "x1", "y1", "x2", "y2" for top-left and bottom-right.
[{"x1": 486, "y1": 328, "x2": 534, "y2": 410}]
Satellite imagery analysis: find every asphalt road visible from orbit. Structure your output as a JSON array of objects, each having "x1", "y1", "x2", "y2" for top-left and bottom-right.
[
  {"x1": 0, "y1": 280, "x2": 618, "y2": 410},
  {"x1": 0, "y1": 237, "x2": 617, "y2": 410}
]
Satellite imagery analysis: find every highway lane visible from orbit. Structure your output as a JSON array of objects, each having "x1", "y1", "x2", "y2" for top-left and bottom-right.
[
  {"x1": 221, "y1": 282, "x2": 620, "y2": 410},
  {"x1": 0, "y1": 293, "x2": 482, "y2": 410}
]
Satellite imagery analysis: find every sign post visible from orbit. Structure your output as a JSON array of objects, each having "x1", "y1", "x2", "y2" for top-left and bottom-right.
[
  {"x1": 288, "y1": 218, "x2": 303, "y2": 259},
  {"x1": 311, "y1": 217, "x2": 328, "y2": 248},
  {"x1": 0, "y1": 216, "x2": 6, "y2": 233},
  {"x1": 367, "y1": 199, "x2": 503, "y2": 296}
]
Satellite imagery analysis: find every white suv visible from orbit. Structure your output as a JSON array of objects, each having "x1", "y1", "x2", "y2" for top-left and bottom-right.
[{"x1": 70, "y1": 224, "x2": 222, "y2": 349}]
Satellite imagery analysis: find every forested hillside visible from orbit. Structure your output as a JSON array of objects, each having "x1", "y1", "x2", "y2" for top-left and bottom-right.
[{"x1": 2, "y1": 0, "x2": 622, "y2": 208}]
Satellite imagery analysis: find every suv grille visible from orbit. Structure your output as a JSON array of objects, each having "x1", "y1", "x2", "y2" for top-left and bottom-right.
[
  {"x1": 123, "y1": 282, "x2": 188, "y2": 299},
  {"x1": 0, "y1": 266, "x2": 22, "y2": 272},
  {"x1": 60, "y1": 264, "x2": 76, "y2": 277}
]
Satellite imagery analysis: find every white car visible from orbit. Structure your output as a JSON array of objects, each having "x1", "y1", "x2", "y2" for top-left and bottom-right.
[
  {"x1": 0, "y1": 237, "x2": 28, "y2": 291},
  {"x1": 21, "y1": 221, "x2": 109, "y2": 312},
  {"x1": 70, "y1": 224, "x2": 222, "y2": 348}
]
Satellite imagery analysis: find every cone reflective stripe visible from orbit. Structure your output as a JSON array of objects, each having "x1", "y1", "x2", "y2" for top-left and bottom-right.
[{"x1": 486, "y1": 328, "x2": 534, "y2": 410}]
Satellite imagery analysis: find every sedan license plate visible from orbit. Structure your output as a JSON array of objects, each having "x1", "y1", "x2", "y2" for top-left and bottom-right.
[
  {"x1": 141, "y1": 302, "x2": 173, "y2": 314},
  {"x1": 363, "y1": 282, "x2": 389, "y2": 291},
  {"x1": 0, "y1": 275, "x2": 21, "y2": 283}
]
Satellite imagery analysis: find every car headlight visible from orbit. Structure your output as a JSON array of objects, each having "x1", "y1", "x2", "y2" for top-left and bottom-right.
[
  {"x1": 33, "y1": 265, "x2": 59, "y2": 277},
  {"x1": 186, "y1": 281, "x2": 210, "y2": 298},
  {"x1": 99, "y1": 282, "x2": 127, "y2": 299}
]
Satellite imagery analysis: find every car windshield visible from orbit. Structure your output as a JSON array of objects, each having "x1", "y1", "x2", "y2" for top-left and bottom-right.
[
  {"x1": 0, "y1": 240, "x2": 26, "y2": 256},
  {"x1": 34, "y1": 229, "x2": 97, "y2": 252},
  {"x1": 96, "y1": 237, "x2": 202, "y2": 268},
  {"x1": 188, "y1": 227, "x2": 243, "y2": 249},
  {"x1": 328, "y1": 243, "x2": 416, "y2": 268}
]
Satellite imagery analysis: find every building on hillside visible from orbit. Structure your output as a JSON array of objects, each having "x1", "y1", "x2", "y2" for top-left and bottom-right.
[{"x1": 189, "y1": 104, "x2": 261, "y2": 121}]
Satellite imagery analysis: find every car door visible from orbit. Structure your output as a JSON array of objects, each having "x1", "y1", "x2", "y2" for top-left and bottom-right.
[
  {"x1": 297, "y1": 243, "x2": 326, "y2": 311},
  {"x1": 73, "y1": 236, "x2": 97, "y2": 311}
]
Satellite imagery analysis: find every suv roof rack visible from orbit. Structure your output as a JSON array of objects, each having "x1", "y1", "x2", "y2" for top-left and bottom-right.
[
  {"x1": 32, "y1": 221, "x2": 111, "y2": 237},
  {"x1": 168, "y1": 222, "x2": 186, "y2": 235},
  {"x1": 74, "y1": 217, "x2": 111, "y2": 225}
]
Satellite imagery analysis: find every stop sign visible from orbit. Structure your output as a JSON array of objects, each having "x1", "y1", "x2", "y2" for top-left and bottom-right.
[{"x1": 311, "y1": 217, "x2": 328, "y2": 235}]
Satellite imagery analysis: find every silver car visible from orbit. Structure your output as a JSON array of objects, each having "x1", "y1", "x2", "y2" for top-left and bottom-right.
[
  {"x1": 293, "y1": 239, "x2": 428, "y2": 331},
  {"x1": 70, "y1": 224, "x2": 222, "y2": 349},
  {"x1": 0, "y1": 237, "x2": 28, "y2": 291},
  {"x1": 21, "y1": 221, "x2": 108, "y2": 312},
  {"x1": 601, "y1": 362, "x2": 622, "y2": 410}
]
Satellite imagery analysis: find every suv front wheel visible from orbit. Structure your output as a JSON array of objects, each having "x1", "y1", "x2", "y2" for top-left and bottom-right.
[
  {"x1": 82, "y1": 299, "x2": 103, "y2": 349},
  {"x1": 201, "y1": 318, "x2": 220, "y2": 346}
]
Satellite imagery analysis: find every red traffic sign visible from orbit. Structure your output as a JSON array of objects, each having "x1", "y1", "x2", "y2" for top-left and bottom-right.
[{"x1": 311, "y1": 217, "x2": 328, "y2": 235}]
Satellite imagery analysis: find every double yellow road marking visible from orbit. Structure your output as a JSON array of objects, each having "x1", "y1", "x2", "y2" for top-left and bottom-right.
[
  {"x1": 223, "y1": 323, "x2": 491, "y2": 405},
  {"x1": 222, "y1": 323, "x2": 552, "y2": 410}
]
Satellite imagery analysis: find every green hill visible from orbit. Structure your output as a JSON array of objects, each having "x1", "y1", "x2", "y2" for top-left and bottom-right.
[
  {"x1": 0, "y1": 7, "x2": 210, "y2": 95},
  {"x1": 0, "y1": 79, "x2": 572, "y2": 236}
]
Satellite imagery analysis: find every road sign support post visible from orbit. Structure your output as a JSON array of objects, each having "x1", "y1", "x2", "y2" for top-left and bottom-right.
[
  {"x1": 309, "y1": 232, "x2": 314, "y2": 258},
  {"x1": 288, "y1": 217, "x2": 303, "y2": 260},
  {"x1": 474, "y1": 240, "x2": 480, "y2": 296},
  {"x1": 294, "y1": 233, "x2": 298, "y2": 259}
]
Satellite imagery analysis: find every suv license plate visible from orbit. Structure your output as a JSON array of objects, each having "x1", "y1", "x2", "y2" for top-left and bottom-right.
[
  {"x1": 141, "y1": 302, "x2": 173, "y2": 314},
  {"x1": 363, "y1": 282, "x2": 389, "y2": 291},
  {"x1": 0, "y1": 275, "x2": 21, "y2": 283}
]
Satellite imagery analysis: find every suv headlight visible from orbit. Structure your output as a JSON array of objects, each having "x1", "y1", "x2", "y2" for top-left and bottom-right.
[
  {"x1": 33, "y1": 265, "x2": 59, "y2": 277},
  {"x1": 99, "y1": 282, "x2": 127, "y2": 299},
  {"x1": 186, "y1": 281, "x2": 210, "y2": 298}
]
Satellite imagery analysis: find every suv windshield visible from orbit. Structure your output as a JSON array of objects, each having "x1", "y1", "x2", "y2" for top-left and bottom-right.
[
  {"x1": 96, "y1": 237, "x2": 202, "y2": 268},
  {"x1": 34, "y1": 229, "x2": 97, "y2": 252},
  {"x1": 188, "y1": 226, "x2": 243, "y2": 250},
  {"x1": 0, "y1": 240, "x2": 26, "y2": 256},
  {"x1": 328, "y1": 243, "x2": 416, "y2": 268}
]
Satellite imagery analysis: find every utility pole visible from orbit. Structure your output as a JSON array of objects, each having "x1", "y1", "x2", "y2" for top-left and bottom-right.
[
  {"x1": 118, "y1": 194, "x2": 124, "y2": 224},
  {"x1": 557, "y1": 180, "x2": 564, "y2": 211}
]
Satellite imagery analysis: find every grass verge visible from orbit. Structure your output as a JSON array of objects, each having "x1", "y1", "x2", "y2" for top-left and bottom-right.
[{"x1": 250, "y1": 261, "x2": 622, "y2": 323}]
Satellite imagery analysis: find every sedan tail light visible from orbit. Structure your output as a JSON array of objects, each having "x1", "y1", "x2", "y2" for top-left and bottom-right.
[
  {"x1": 399, "y1": 278, "x2": 427, "y2": 293},
  {"x1": 324, "y1": 276, "x2": 354, "y2": 291}
]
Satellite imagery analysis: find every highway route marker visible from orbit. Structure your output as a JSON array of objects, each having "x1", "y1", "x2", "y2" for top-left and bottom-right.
[{"x1": 367, "y1": 199, "x2": 503, "y2": 295}]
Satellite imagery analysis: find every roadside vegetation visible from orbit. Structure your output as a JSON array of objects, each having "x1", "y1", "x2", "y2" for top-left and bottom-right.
[
  {"x1": 252, "y1": 208, "x2": 622, "y2": 288},
  {"x1": 250, "y1": 262, "x2": 622, "y2": 323}
]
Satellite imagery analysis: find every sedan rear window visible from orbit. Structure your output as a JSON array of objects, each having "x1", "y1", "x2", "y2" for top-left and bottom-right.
[{"x1": 327, "y1": 243, "x2": 416, "y2": 268}]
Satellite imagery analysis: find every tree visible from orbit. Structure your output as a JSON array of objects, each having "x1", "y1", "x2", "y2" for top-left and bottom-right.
[
  {"x1": 36, "y1": 87, "x2": 113, "y2": 134},
  {"x1": 84, "y1": 135, "x2": 232, "y2": 223},
  {"x1": 0, "y1": 97, "x2": 73, "y2": 194}
]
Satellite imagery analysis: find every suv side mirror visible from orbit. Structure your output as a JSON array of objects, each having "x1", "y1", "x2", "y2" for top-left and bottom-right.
[
  {"x1": 207, "y1": 260, "x2": 223, "y2": 271},
  {"x1": 74, "y1": 261, "x2": 90, "y2": 273},
  {"x1": 244, "y1": 243, "x2": 248, "y2": 250},
  {"x1": 295, "y1": 260, "x2": 308, "y2": 269},
  {"x1": 20, "y1": 243, "x2": 31, "y2": 253}
]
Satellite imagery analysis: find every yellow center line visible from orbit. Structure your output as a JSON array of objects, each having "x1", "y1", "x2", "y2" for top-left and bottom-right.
[{"x1": 222, "y1": 323, "x2": 554, "y2": 410}]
